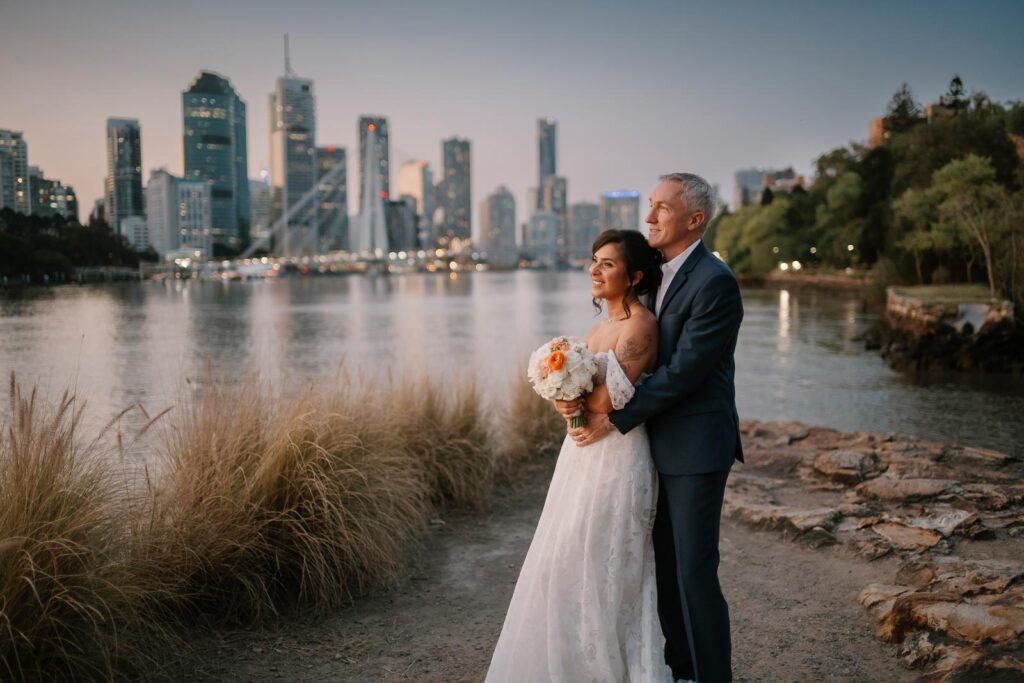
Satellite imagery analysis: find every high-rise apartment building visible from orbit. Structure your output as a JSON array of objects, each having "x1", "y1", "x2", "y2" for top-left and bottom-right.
[
  {"x1": 480, "y1": 185, "x2": 516, "y2": 267},
  {"x1": 145, "y1": 168, "x2": 212, "y2": 258},
  {"x1": 182, "y1": 71, "x2": 250, "y2": 251},
  {"x1": 147, "y1": 169, "x2": 179, "y2": 256},
  {"x1": 537, "y1": 118, "x2": 556, "y2": 209},
  {"x1": 0, "y1": 130, "x2": 29, "y2": 214},
  {"x1": 440, "y1": 137, "x2": 471, "y2": 245},
  {"x1": 269, "y1": 71, "x2": 316, "y2": 255},
  {"x1": 397, "y1": 160, "x2": 434, "y2": 242},
  {"x1": 105, "y1": 118, "x2": 144, "y2": 234},
  {"x1": 358, "y1": 116, "x2": 390, "y2": 205},
  {"x1": 569, "y1": 201, "x2": 600, "y2": 261},
  {"x1": 355, "y1": 122, "x2": 388, "y2": 256},
  {"x1": 316, "y1": 146, "x2": 348, "y2": 251},
  {"x1": 599, "y1": 191, "x2": 640, "y2": 232}
]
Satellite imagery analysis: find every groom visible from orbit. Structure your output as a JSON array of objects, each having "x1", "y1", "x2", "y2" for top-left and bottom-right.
[{"x1": 562, "y1": 172, "x2": 744, "y2": 683}]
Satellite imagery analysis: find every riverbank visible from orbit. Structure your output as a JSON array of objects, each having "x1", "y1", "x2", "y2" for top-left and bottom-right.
[
  {"x1": 867, "y1": 285, "x2": 1024, "y2": 375},
  {"x1": 167, "y1": 420, "x2": 1021, "y2": 682}
]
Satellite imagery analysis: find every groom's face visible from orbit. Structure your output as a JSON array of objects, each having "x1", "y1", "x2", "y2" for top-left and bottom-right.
[{"x1": 646, "y1": 180, "x2": 704, "y2": 258}]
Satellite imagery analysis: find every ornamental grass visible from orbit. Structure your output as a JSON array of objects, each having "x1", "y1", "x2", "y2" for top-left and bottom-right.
[{"x1": 0, "y1": 368, "x2": 564, "y2": 678}]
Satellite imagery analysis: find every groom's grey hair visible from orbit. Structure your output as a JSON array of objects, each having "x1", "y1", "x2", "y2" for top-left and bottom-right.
[{"x1": 659, "y1": 172, "x2": 717, "y2": 234}]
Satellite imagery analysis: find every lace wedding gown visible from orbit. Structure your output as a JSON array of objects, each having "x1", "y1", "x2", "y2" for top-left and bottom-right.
[{"x1": 486, "y1": 351, "x2": 676, "y2": 683}]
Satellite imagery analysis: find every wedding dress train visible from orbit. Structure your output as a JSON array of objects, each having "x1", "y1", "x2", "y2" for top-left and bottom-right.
[{"x1": 486, "y1": 351, "x2": 676, "y2": 683}]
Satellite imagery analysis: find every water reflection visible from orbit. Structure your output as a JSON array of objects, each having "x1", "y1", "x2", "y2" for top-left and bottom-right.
[{"x1": 1, "y1": 275, "x2": 1022, "y2": 455}]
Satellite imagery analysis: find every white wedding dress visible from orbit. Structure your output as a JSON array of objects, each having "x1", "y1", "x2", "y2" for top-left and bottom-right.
[{"x1": 486, "y1": 351, "x2": 676, "y2": 683}]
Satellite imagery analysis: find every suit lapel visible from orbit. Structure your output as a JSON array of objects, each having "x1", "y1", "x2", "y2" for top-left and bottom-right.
[{"x1": 658, "y1": 241, "x2": 707, "y2": 319}]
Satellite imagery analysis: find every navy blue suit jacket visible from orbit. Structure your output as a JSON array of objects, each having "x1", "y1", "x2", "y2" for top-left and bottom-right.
[{"x1": 608, "y1": 241, "x2": 744, "y2": 475}]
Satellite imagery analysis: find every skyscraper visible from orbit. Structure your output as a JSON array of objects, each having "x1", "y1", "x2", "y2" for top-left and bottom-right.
[
  {"x1": 537, "y1": 118, "x2": 556, "y2": 209},
  {"x1": 600, "y1": 191, "x2": 641, "y2": 232},
  {"x1": 569, "y1": 201, "x2": 600, "y2": 261},
  {"x1": 269, "y1": 62, "x2": 316, "y2": 255},
  {"x1": 105, "y1": 118, "x2": 144, "y2": 234},
  {"x1": 398, "y1": 160, "x2": 434, "y2": 246},
  {"x1": 147, "y1": 169, "x2": 179, "y2": 256},
  {"x1": 542, "y1": 175, "x2": 568, "y2": 261},
  {"x1": 480, "y1": 185, "x2": 516, "y2": 267},
  {"x1": 0, "y1": 130, "x2": 28, "y2": 214},
  {"x1": 385, "y1": 197, "x2": 418, "y2": 252},
  {"x1": 182, "y1": 70, "x2": 250, "y2": 252},
  {"x1": 248, "y1": 176, "x2": 272, "y2": 245},
  {"x1": 355, "y1": 122, "x2": 388, "y2": 256},
  {"x1": 178, "y1": 179, "x2": 214, "y2": 256},
  {"x1": 358, "y1": 116, "x2": 390, "y2": 205},
  {"x1": 316, "y1": 146, "x2": 348, "y2": 250},
  {"x1": 733, "y1": 168, "x2": 764, "y2": 208},
  {"x1": 440, "y1": 137, "x2": 471, "y2": 246},
  {"x1": 527, "y1": 211, "x2": 559, "y2": 268},
  {"x1": 28, "y1": 166, "x2": 55, "y2": 218}
]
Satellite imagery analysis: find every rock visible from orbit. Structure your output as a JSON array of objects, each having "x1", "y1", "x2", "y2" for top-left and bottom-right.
[
  {"x1": 800, "y1": 526, "x2": 837, "y2": 548},
  {"x1": 858, "y1": 583, "x2": 914, "y2": 612},
  {"x1": 958, "y1": 483, "x2": 1024, "y2": 511},
  {"x1": 813, "y1": 449, "x2": 887, "y2": 485},
  {"x1": 958, "y1": 445, "x2": 1014, "y2": 464},
  {"x1": 836, "y1": 502, "x2": 875, "y2": 517},
  {"x1": 726, "y1": 502, "x2": 840, "y2": 534},
  {"x1": 896, "y1": 561, "x2": 937, "y2": 588},
  {"x1": 850, "y1": 535, "x2": 893, "y2": 560},
  {"x1": 902, "y1": 508, "x2": 979, "y2": 538},
  {"x1": 871, "y1": 522, "x2": 943, "y2": 550},
  {"x1": 856, "y1": 475, "x2": 958, "y2": 502},
  {"x1": 914, "y1": 601, "x2": 1024, "y2": 645}
]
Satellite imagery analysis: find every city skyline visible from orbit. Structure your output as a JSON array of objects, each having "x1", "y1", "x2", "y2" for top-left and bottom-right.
[{"x1": 2, "y1": 1, "x2": 1022, "y2": 230}]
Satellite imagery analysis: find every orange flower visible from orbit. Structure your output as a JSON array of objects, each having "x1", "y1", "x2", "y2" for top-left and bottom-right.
[{"x1": 546, "y1": 351, "x2": 566, "y2": 371}]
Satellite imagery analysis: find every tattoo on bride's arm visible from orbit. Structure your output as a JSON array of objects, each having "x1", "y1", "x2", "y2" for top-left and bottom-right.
[{"x1": 617, "y1": 332, "x2": 653, "y2": 376}]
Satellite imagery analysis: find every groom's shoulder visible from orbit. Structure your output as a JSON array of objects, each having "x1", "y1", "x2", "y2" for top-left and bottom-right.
[{"x1": 695, "y1": 246, "x2": 738, "y2": 283}]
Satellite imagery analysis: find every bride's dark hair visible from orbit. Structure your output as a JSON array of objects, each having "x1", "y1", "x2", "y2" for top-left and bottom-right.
[{"x1": 591, "y1": 229, "x2": 664, "y2": 318}]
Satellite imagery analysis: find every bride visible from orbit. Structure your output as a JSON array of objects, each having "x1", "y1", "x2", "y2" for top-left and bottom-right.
[{"x1": 486, "y1": 229, "x2": 679, "y2": 682}]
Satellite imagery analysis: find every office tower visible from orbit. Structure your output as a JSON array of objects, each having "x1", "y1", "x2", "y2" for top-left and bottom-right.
[
  {"x1": 480, "y1": 185, "x2": 516, "y2": 267},
  {"x1": 358, "y1": 116, "x2": 390, "y2": 205},
  {"x1": 178, "y1": 179, "x2": 214, "y2": 256},
  {"x1": 599, "y1": 191, "x2": 641, "y2": 232},
  {"x1": 121, "y1": 216, "x2": 150, "y2": 251},
  {"x1": 528, "y1": 211, "x2": 559, "y2": 268},
  {"x1": 355, "y1": 122, "x2": 388, "y2": 255},
  {"x1": 440, "y1": 137, "x2": 471, "y2": 246},
  {"x1": 537, "y1": 118, "x2": 556, "y2": 209},
  {"x1": 569, "y1": 201, "x2": 600, "y2": 261},
  {"x1": 269, "y1": 48, "x2": 316, "y2": 255},
  {"x1": 105, "y1": 118, "x2": 144, "y2": 234},
  {"x1": 0, "y1": 130, "x2": 28, "y2": 213},
  {"x1": 146, "y1": 169, "x2": 180, "y2": 256},
  {"x1": 316, "y1": 146, "x2": 347, "y2": 250},
  {"x1": 90, "y1": 199, "x2": 105, "y2": 225},
  {"x1": 248, "y1": 176, "x2": 272, "y2": 245},
  {"x1": 182, "y1": 70, "x2": 250, "y2": 251},
  {"x1": 542, "y1": 175, "x2": 568, "y2": 260},
  {"x1": 385, "y1": 197, "x2": 417, "y2": 252}
]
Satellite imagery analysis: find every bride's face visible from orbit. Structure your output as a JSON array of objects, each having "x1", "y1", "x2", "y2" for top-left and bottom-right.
[{"x1": 589, "y1": 243, "x2": 634, "y2": 301}]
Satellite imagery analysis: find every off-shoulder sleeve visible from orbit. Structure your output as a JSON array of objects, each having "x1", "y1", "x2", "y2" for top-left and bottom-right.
[{"x1": 605, "y1": 352, "x2": 635, "y2": 410}]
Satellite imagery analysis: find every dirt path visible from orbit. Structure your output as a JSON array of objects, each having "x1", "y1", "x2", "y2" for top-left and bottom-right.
[{"x1": 173, "y1": 458, "x2": 914, "y2": 682}]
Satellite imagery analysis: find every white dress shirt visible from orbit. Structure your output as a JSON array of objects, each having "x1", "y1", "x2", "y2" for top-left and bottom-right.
[{"x1": 655, "y1": 239, "x2": 701, "y2": 315}]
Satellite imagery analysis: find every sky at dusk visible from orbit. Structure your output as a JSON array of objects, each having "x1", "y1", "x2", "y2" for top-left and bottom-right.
[{"x1": 2, "y1": 0, "x2": 1022, "y2": 227}]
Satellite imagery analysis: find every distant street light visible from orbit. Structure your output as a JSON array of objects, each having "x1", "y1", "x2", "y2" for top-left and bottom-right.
[
  {"x1": 847, "y1": 244, "x2": 855, "y2": 252},
  {"x1": 772, "y1": 246, "x2": 780, "y2": 254}
]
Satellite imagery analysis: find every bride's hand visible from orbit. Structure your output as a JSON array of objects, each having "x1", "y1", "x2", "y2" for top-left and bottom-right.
[{"x1": 552, "y1": 398, "x2": 582, "y2": 420}]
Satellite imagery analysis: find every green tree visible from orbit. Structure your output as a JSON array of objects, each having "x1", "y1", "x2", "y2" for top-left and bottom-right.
[
  {"x1": 892, "y1": 188, "x2": 954, "y2": 283},
  {"x1": 931, "y1": 155, "x2": 1008, "y2": 297},
  {"x1": 885, "y1": 83, "x2": 922, "y2": 133}
]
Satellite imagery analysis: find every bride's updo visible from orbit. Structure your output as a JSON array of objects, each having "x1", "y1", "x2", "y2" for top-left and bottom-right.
[{"x1": 591, "y1": 229, "x2": 664, "y2": 318}]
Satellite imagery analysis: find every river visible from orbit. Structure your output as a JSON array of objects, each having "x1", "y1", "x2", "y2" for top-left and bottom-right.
[{"x1": 1, "y1": 272, "x2": 1021, "y2": 455}]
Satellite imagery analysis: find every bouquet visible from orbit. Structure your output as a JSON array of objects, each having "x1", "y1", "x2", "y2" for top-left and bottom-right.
[{"x1": 527, "y1": 336, "x2": 598, "y2": 428}]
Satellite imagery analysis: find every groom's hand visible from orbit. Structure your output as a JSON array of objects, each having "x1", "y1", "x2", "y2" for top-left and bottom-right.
[
  {"x1": 552, "y1": 398, "x2": 582, "y2": 420},
  {"x1": 569, "y1": 412, "x2": 614, "y2": 447}
]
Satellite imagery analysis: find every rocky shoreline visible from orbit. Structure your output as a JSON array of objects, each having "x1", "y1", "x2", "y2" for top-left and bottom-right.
[{"x1": 732, "y1": 420, "x2": 1024, "y2": 681}]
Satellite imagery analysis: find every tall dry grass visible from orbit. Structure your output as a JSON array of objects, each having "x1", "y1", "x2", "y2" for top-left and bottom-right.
[
  {"x1": 0, "y1": 378, "x2": 164, "y2": 681},
  {"x1": 0, "y1": 368, "x2": 565, "y2": 678}
]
